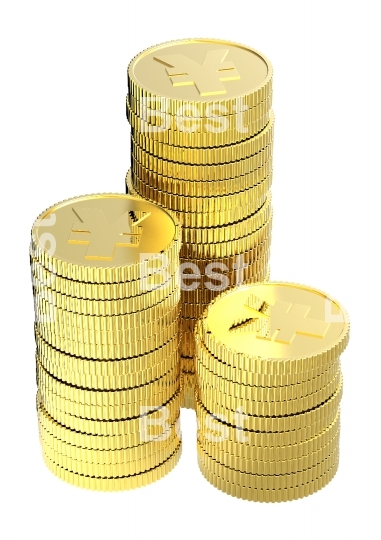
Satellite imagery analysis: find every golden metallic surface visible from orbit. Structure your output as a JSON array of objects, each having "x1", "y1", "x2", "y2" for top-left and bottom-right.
[
  {"x1": 34, "y1": 296, "x2": 179, "y2": 331},
  {"x1": 38, "y1": 351, "x2": 179, "y2": 392},
  {"x1": 180, "y1": 227, "x2": 271, "y2": 260},
  {"x1": 35, "y1": 317, "x2": 179, "y2": 359},
  {"x1": 41, "y1": 430, "x2": 181, "y2": 477},
  {"x1": 180, "y1": 356, "x2": 195, "y2": 374},
  {"x1": 37, "y1": 390, "x2": 182, "y2": 441},
  {"x1": 180, "y1": 331, "x2": 196, "y2": 358},
  {"x1": 37, "y1": 359, "x2": 179, "y2": 406},
  {"x1": 181, "y1": 197, "x2": 271, "y2": 243},
  {"x1": 132, "y1": 157, "x2": 273, "y2": 197},
  {"x1": 196, "y1": 338, "x2": 340, "y2": 387},
  {"x1": 128, "y1": 92, "x2": 273, "y2": 125},
  {"x1": 33, "y1": 284, "x2": 180, "y2": 318},
  {"x1": 198, "y1": 410, "x2": 340, "y2": 461},
  {"x1": 127, "y1": 103, "x2": 270, "y2": 146},
  {"x1": 42, "y1": 442, "x2": 182, "y2": 491},
  {"x1": 126, "y1": 171, "x2": 267, "y2": 227},
  {"x1": 198, "y1": 443, "x2": 339, "y2": 490},
  {"x1": 40, "y1": 418, "x2": 180, "y2": 460},
  {"x1": 131, "y1": 111, "x2": 274, "y2": 164},
  {"x1": 180, "y1": 268, "x2": 269, "y2": 306},
  {"x1": 36, "y1": 317, "x2": 180, "y2": 346},
  {"x1": 31, "y1": 194, "x2": 181, "y2": 284},
  {"x1": 38, "y1": 350, "x2": 179, "y2": 391},
  {"x1": 199, "y1": 283, "x2": 350, "y2": 374},
  {"x1": 36, "y1": 330, "x2": 179, "y2": 382},
  {"x1": 198, "y1": 368, "x2": 341, "y2": 416},
  {"x1": 196, "y1": 360, "x2": 341, "y2": 402},
  {"x1": 195, "y1": 376, "x2": 342, "y2": 433},
  {"x1": 198, "y1": 455, "x2": 338, "y2": 503},
  {"x1": 31, "y1": 257, "x2": 179, "y2": 301},
  {"x1": 198, "y1": 432, "x2": 339, "y2": 475},
  {"x1": 40, "y1": 383, "x2": 180, "y2": 422},
  {"x1": 128, "y1": 39, "x2": 272, "y2": 115},
  {"x1": 132, "y1": 142, "x2": 272, "y2": 184},
  {"x1": 132, "y1": 167, "x2": 272, "y2": 211},
  {"x1": 130, "y1": 169, "x2": 271, "y2": 213}
]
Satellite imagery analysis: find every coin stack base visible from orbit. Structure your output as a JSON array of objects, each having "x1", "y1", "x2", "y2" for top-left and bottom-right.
[
  {"x1": 126, "y1": 38, "x2": 274, "y2": 406},
  {"x1": 31, "y1": 194, "x2": 183, "y2": 490},
  {"x1": 194, "y1": 282, "x2": 349, "y2": 502}
]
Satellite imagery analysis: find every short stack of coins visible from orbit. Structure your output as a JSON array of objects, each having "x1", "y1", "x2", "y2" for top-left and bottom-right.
[
  {"x1": 30, "y1": 194, "x2": 183, "y2": 491},
  {"x1": 126, "y1": 38, "x2": 274, "y2": 408},
  {"x1": 194, "y1": 282, "x2": 349, "y2": 502}
]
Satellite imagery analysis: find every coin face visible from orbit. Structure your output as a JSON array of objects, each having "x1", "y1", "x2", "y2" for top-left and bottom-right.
[
  {"x1": 129, "y1": 39, "x2": 271, "y2": 104},
  {"x1": 32, "y1": 194, "x2": 177, "y2": 269},
  {"x1": 205, "y1": 283, "x2": 349, "y2": 359}
]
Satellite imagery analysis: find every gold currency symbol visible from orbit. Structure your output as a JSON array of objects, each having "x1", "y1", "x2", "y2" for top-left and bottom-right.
[
  {"x1": 68, "y1": 208, "x2": 150, "y2": 260},
  {"x1": 154, "y1": 49, "x2": 240, "y2": 96},
  {"x1": 236, "y1": 298, "x2": 330, "y2": 345}
]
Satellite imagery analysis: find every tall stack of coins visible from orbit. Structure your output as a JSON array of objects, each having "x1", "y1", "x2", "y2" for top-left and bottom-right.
[
  {"x1": 30, "y1": 194, "x2": 183, "y2": 491},
  {"x1": 126, "y1": 38, "x2": 274, "y2": 408},
  {"x1": 194, "y1": 282, "x2": 349, "y2": 502}
]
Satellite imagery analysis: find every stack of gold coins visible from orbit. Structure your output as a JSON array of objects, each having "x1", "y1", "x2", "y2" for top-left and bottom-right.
[
  {"x1": 126, "y1": 38, "x2": 273, "y2": 408},
  {"x1": 194, "y1": 282, "x2": 349, "y2": 502},
  {"x1": 30, "y1": 194, "x2": 183, "y2": 491}
]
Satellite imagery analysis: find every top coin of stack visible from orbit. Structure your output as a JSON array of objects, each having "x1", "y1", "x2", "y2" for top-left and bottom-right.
[
  {"x1": 126, "y1": 38, "x2": 274, "y2": 407},
  {"x1": 194, "y1": 282, "x2": 349, "y2": 502},
  {"x1": 30, "y1": 194, "x2": 183, "y2": 491}
]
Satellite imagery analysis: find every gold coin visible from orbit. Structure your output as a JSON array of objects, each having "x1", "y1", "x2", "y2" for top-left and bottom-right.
[
  {"x1": 131, "y1": 153, "x2": 273, "y2": 194},
  {"x1": 34, "y1": 297, "x2": 179, "y2": 331},
  {"x1": 198, "y1": 454, "x2": 338, "y2": 502},
  {"x1": 42, "y1": 442, "x2": 182, "y2": 491},
  {"x1": 199, "y1": 282, "x2": 350, "y2": 373},
  {"x1": 126, "y1": 171, "x2": 267, "y2": 227},
  {"x1": 132, "y1": 168, "x2": 272, "y2": 215},
  {"x1": 197, "y1": 359, "x2": 341, "y2": 402},
  {"x1": 130, "y1": 169, "x2": 271, "y2": 213},
  {"x1": 196, "y1": 337, "x2": 341, "y2": 388},
  {"x1": 33, "y1": 284, "x2": 180, "y2": 317},
  {"x1": 131, "y1": 111, "x2": 274, "y2": 165},
  {"x1": 198, "y1": 409, "x2": 340, "y2": 461},
  {"x1": 39, "y1": 418, "x2": 180, "y2": 461},
  {"x1": 180, "y1": 226, "x2": 271, "y2": 260},
  {"x1": 35, "y1": 312, "x2": 179, "y2": 344},
  {"x1": 127, "y1": 104, "x2": 269, "y2": 146},
  {"x1": 35, "y1": 329, "x2": 179, "y2": 383},
  {"x1": 31, "y1": 194, "x2": 181, "y2": 284},
  {"x1": 40, "y1": 430, "x2": 181, "y2": 477},
  {"x1": 128, "y1": 38, "x2": 272, "y2": 115},
  {"x1": 182, "y1": 195, "x2": 271, "y2": 244},
  {"x1": 196, "y1": 393, "x2": 340, "y2": 450},
  {"x1": 198, "y1": 443, "x2": 339, "y2": 490},
  {"x1": 198, "y1": 432, "x2": 339, "y2": 476},
  {"x1": 128, "y1": 92, "x2": 272, "y2": 125},
  {"x1": 39, "y1": 381, "x2": 180, "y2": 422},
  {"x1": 31, "y1": 256, "x2": 179, "y2": 301},
  {"x1": 199, "y1": 369, "x2": 341, "y2": 417},
  {"x1": 37, "y1": 359, "x2": 179, "y2": 405},
  {"x1": 180, "y1": 268, "x2": 269, "y2": 307},
  {"x1": 37, "y1": 390, "x2": 182, "y2": 441},
  {"x1": 195, "y1": 379, "x2": 342, "y2": 433},
  {"x1": 35, "y1": 317, "x2": 179, "y2": 359},
  {"x1": 38, "y1": 349, "x2": 179, "y2": 391}
]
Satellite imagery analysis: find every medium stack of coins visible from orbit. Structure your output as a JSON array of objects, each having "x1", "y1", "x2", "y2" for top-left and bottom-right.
[
  {"x1": 194, "y1": 282, "x2": 349, "y2": 502},
  {"x1": 30, "y1": 194, "x2": 183, "y2": 491},
  {"x1": 126, "y1": 38, "x2": 274, "y2": 408}
]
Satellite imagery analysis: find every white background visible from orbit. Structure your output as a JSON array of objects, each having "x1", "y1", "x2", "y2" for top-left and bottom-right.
[{"x1": 0, "y1": 1, "x2": 379, "y2": 539}]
